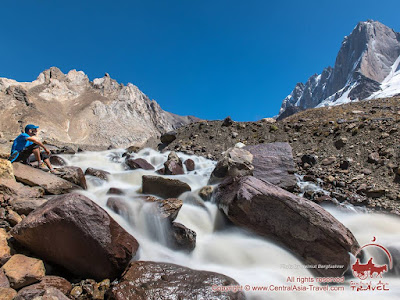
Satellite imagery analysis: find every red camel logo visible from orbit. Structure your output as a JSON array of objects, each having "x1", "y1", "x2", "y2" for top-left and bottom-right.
[{"x1": 351, "y1": 237, "x2": 393, "y2": 280}]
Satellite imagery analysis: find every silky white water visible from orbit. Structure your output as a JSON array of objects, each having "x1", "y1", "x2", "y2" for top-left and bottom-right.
[{"x1": 59, "y1": 149, "x2": 400, "y2": 299}]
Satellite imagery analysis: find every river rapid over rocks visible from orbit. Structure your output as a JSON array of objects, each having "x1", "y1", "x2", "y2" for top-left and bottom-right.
[{"x1": 59, "y1": 148, "x2": 400, "y2": 300}]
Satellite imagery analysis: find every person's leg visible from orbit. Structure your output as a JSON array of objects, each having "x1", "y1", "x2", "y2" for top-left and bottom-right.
[
  {"x1": 32, "y1": 147, "x2": 43, "y2": 166},
  {"x1": 43, "y1": 158, "x2": 54, "y2": 171},
  {"x1": 39, "y1": 151, "x2": 55, "y2": 172},
  {"x1": 17, "y1": 144, "x2": 37, "y2": 164}
]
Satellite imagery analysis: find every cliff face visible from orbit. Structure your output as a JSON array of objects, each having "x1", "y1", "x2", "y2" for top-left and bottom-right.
[
  {"x1": 0, "y1": 68, "x2": 199, "y2": 148},
  {"x1": 279, "y1": 20, "x2": 400, "y2": 118}
]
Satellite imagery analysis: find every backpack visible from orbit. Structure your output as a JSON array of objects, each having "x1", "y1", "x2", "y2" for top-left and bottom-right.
[{"x1": 8, "y1": 150, "x2": 19, "y2": 163}]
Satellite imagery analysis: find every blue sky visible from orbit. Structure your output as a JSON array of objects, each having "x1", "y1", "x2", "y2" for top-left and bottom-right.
[{"x1": 1, "y1": 0, "x2": 399, "y2": 121}]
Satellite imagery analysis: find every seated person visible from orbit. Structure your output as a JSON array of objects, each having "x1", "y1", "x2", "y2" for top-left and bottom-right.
[{"x1": 10, "y1": 124, "x2": 60, "y2": 174}]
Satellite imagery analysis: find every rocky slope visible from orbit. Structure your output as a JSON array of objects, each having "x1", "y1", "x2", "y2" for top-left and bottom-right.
[
  {"x1": 0, "y1": 67, "x2": 199, "y2": 149},
  {"x1": 155, "y1": 96, "x2": 400, "y2": 215},
  {"x1": 279, "y1": 20, "x2": 400, "y2": 118}
]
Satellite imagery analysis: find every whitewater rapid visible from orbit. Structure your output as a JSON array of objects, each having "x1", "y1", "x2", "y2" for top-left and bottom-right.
[{"x1": 59, "y1": 148, "x2": 400, "y2": 300}]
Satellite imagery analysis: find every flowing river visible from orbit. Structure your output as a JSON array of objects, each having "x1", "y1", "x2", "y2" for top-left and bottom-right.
[{"x1": 59, "y1": 148, "x2": 400, "y2": 300}]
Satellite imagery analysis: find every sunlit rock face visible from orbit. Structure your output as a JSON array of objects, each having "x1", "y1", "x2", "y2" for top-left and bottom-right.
[{"x1": 0, "y1": 68, "x2": 199, "y2": 148}]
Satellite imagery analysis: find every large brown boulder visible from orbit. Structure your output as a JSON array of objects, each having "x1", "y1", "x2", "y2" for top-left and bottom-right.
[
  {"x1": 109, "y1": 261, "x2": 245, "y2": 300},
  {"x1": 10, "y1": 193, "x2": 139, "y2": 280},
  {"x1": 213, "y1": 176, "x2": 360, "y2": 277},
  {"x1": 244, "y1": 142, "x2": 297, "y2": 191},
  {"x1": 142, "y1": 176, "x2": 191, "y2": 198},
  {"x1": 56, "y1": 166, "x2": 87, "y2": 189},
  {"x1": 209, "y1": 148, "x2": 254, "y2": 184},
  {"x1": 125, "y1": 158, "x2": 154, "y2": 171},
  {"x1": 12, "y1": 163, "x2": 81, "y2": 194}
]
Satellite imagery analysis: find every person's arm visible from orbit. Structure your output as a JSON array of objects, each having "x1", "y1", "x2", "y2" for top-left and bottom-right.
[{"x1": 26, "y1": 136, "x2": 51, "y2": 155}]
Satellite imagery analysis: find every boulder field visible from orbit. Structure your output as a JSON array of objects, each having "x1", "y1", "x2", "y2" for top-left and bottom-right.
[{"x1": 0, "y1": 158, "x2": 247, "y2": 299}]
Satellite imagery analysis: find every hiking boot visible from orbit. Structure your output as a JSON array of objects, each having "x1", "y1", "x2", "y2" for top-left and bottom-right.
[
  {"x1": 50, "y1": 169, "x2": 64, "y2": 175},
  {"x1": 36, "y1": 162, "x2": 49, "y2": 172}
]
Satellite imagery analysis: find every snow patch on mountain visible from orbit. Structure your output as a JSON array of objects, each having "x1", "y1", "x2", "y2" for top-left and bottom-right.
[{"x1": 369, "y1": 55, "x2": 400, "y2": 99}]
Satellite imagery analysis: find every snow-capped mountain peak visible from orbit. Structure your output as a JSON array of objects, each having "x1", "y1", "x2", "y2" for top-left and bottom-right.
[{"x1": 278, "y1": 20, "x2": 400, "y2": 119}]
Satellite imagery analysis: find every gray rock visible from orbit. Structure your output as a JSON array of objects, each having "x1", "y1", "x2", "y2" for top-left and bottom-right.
[
  {"x1": 12, "y1": 163, "x2": 81, "y2": 195},
  {"x1": 334, "y1": 137, "x2": 348, "y2": 150},
  {"x1": 0, "y1": 178, "x2": 44, "y2": 199},
  {"x1": 222, "y1": 116, "x2": 233, "y2": 127},
  {"x1": 126, "y1": 158, "x2": 154, "y2": 170},
  {"x1": 209, "y1": 147, "x2": 254, "y2": 184},
  {"x1": 168, "y1": 222, "x2": 196, "y2": 252},
  {"x1": 85, "y1": 167, "x2": 110, "y2": 181},
  {"x1": 49, "y1": 156, "x2": 67, "y2": 166},
  {"x1": 107, "y1": 187, "x2": 124, "y2": 195},
  {"x1": 160, "y1": 131, "x2": 177, "y2": 144},
  {"x1": 321, "y1": 157, "x2": 337, "y2": 166},
  {"x1": 367, "y1": 152, "x2": 380, "y2": 164},
  {"x1": 301, "y1": 154, "x2": 318, "y2": 166},
  {"x1": 56, "y1": 166, "x2": 87, "y2": 189},
  {"x1": 366, "y1": 189, "x2": 386, "y2": 198},
  {"x1": 9, "y1": 198, "x2": 47, "y2": 215},
  {"x1": 340, "y1": 158, "x2": 353, "y2": 170}
]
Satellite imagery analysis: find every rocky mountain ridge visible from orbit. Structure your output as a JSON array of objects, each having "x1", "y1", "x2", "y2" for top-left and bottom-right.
[
  {"x1": 0, "y1": 67, "x2": 199, "y2": 149},
  {"x1": 279, "y1": 20, "x2": 400, "y2": 118}
]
